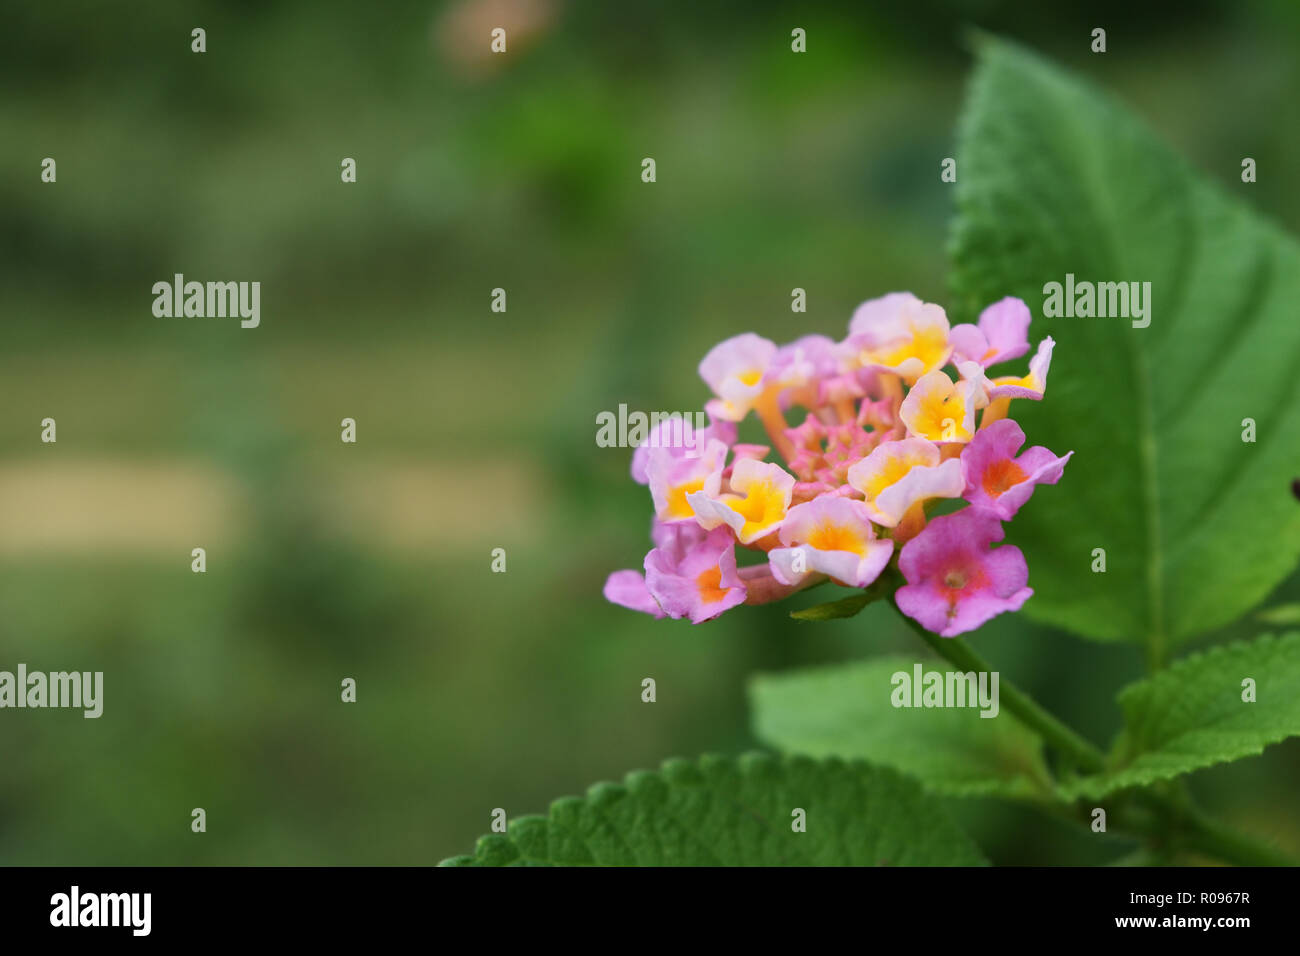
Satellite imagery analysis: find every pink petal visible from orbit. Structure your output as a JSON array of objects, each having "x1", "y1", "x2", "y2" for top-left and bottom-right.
[
  {"x1": 603, "y1": 570, "x2": 666, "y2": 618},
  {"x1": 977, "y1": 297, "x2": 1031, "y2": 366}
]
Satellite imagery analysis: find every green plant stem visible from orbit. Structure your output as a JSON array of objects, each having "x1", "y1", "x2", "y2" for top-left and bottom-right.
[
  {"x1": 894, "y1": 607, "x2": 1299, "y2": 866},
  {"x1": 1172, "y1": 807, "x2": 1298, "y2": 867},
  {"x1": 906, "y1": 621, "x2": 1107, "y2": 774}
]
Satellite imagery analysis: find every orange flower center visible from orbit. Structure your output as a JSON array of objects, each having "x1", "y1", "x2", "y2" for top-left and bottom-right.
[
  {"x1": 696, "y1": 567, "x2": 729, "y2": 604},
  {"x1": 982, "y1": 459, "x2": 1027, "y2": 498}
]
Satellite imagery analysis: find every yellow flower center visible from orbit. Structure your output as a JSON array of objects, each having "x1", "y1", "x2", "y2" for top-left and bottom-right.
[
  {"x1": 915, "y1": 387, "x2": 970, "y2": 442},
  {"x1": 664, "y1": 478, "x2": 705, "y2": 519},
  {"x1": 863, "y1": 322, "x2": 949, "y2": 380},
  {"x1": 806, "y1": 522, "x2": 866, "y2": 555},
  {"x1": 859, "y1": 455, "x2": 923, "y2": 499},
  {"x1": 728, "y1": 481, "x2": 787, "y2": 540}
]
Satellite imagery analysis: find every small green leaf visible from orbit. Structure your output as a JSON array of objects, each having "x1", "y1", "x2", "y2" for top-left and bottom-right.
[
  {"x1": 789, "y1": 575, "x2": 894, "y2": 622},
  {"x1": 790, "y1": 590, "x2": 877, "y2": 621},
  {"x1": 750, "y1": 658, "x2": 1051, "y2": 798},
  {"x1": 1061, "y1": 633, "x2": 1300, "y2": 798},
  {"x1": 440, "y1": 753, "x2": 987, "y2": 866},
  {"x1": 950, "y1": 39, "x2": 1300, "y2": 652}
]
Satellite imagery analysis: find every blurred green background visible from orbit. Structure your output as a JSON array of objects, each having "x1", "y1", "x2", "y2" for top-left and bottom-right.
[{"x1": 1, "y1": 0, "x2": 1297, "y2": 865}]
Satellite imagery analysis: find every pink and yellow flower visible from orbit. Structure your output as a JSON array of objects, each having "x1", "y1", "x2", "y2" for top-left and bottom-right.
[
  {"x1": 768, "y1": 496, "x2": 894, "y2": 588},
  {"x1": 847, "y1": 293, "x2": 952, "y2": 384},
  {"x1": 687, "y1": 458, "x2": 795, "y2": 544},
  {"x1": 845, "y1": 437, "x2": 964, "y2": 528},
  {"x1": 898, "y1": 370, "x2": 983, "y2": 443},
  {"x1": 605, "y1": 289, "x2": 1071, "y2": 639},
  {"x1": 698, "y1": 333, "x2": 778, "y2": 422},
  {"x1": 646, "y1": 438, "x2": 729, "y2": 523}
]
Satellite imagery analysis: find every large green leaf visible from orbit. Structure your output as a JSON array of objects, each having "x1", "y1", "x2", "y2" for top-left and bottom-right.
[
  {"x1": 949, "y1": 39, "x2": 1300, "y2": 656},
  {"x1": 1062, "y1": 632, "x2": 1300, "y2": 797},
  {"x1": 750, "y1": 658, "x2": 1051, "y2": 798},
  {"x1": 440, "y1": 753, "x2": 987, "y2": 866}
]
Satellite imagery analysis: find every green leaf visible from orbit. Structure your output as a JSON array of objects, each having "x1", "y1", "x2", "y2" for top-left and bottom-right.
[
  {"x1": 1061, "y1": 632, "x2": 1300, "y2": 798},
  {"x1": 1256, "y1": 603, "x2": 1300, "y2": 627},
  {"x1": 789, "y1": 590, "x2": 877, "y2": 621},
  {"x1": 750, "y1": 657, "x2": 1051, "y2": 798},
  {"x1": 789, "y1": 573, "x2": 895, "y2": 621},
  {"x1": 950, "y1": 39, "x2": 1300, "y2": 654},
  {"x1": 439, "y1": 752, "x2": 987, "y2": 866}
]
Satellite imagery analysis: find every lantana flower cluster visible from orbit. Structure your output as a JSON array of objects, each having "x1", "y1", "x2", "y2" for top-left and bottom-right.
[{"x1": 604, "y1": 293, "x2": 1072, "y2": 637}]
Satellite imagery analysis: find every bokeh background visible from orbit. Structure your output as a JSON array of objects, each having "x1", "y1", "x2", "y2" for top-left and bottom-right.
[{"x1": 2, "y1": 0, "x2": 1298, "y2": 864}]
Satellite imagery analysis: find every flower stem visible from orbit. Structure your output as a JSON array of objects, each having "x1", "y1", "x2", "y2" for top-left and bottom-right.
[
  {"x1": 1174, "y1": 808, "x2": 1298, "y2": 867},
  {"x1": 754, "y1": 392, "x2": 797, "y2": 465},
  {"x1": 901, "y1": 614, "x2": 1106, "y2": 773},
  {"x1": 892, "y1": 604, "x2": 1300, "y2": 866}
]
